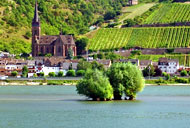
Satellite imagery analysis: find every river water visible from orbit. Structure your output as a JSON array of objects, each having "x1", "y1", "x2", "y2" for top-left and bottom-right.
[{"x1": 0, "y1": 86, "x2": 190, "y2": 128}]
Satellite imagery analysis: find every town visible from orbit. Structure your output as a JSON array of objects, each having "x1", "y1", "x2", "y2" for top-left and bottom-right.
[
  {"x1": 0, "y1": 51, "x2": 188, "y2": 79},
  {"x1": 0, "y1": 1, "x2": 189, "y2": 80}
]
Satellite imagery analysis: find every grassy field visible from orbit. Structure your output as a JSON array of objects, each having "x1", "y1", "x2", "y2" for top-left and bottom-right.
[
  {"x1": 87, "y1": 27, "x2": 190, "y2": 50},
  {"x1": 144, "y1": 3, "x2": 190, "y2": 24},
  {"x1": 119, "y1": 3, "x2": 156, "y2": 22}
]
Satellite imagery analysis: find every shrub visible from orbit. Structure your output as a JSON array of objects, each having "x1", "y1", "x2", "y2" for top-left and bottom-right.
[
  {"x1": 11, "y1": 71, "x2": 18, "y2": 77},
  {"x1": 180, "y1": 70, "x2": 188, "y2": 76},
  {"x1": 175, "y1": 77, "x2": 189, "y2": 83},
  {"x1": 48, "y1": 72, "x2": 56, "y2": 77},
  {"x1": 22, "y1": 66, "x2": 29, "y2": 78},
  {"x1": 76, "y1": 69, "x2": 113, "y2": 100},
  {"x1": 76, "y1": 70, "x2": 85, "y2": 76},
  {"x1": 39, "y1": 72, "x2": 45, "y2": 77},
  {"x1": 66, "y1": 70, "x2": 76, "y2": 77},
  {"x1": 58, "y1": 71, "x2": 64, "y2": 77}
]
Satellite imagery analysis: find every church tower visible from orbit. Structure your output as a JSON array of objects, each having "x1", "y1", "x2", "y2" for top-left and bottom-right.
[{"x1": 32, "y1": 0, "x2": 40, "y2": 56}]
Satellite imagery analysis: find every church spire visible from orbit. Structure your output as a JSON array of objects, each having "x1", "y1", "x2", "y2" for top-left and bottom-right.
[{"x1": 32, "y1": 0, "x2": 40, "y2": 25}]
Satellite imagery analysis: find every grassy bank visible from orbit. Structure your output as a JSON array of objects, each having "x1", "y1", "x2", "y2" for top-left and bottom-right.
[
  {"x1": 0, "y1": 80, "x2": 79, "y2": 86},
  {"x1": 1, "y1": 78, "x2": 190, "y2": 86}
]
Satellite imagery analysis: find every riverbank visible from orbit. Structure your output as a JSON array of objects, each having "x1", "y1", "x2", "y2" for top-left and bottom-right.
[
  {"x1": 0, "y1": 80, "x2": 78, "y2": 86},
  {"x1": 0, "y1": 80, "x2": 190, "y2": 86}
]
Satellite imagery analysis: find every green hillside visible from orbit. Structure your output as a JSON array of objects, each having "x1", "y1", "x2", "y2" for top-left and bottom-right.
[
  {"x1": 118, "y1": 3, "x2": 156, "y2": 22},
  {"x1": 142, "y1": 3, "x2": 190, "y2": 24},
  {"x1": 0, "y1": 0, "x2": 128, "y2": 54},
  {"x1": 88, "y1": 27, "x2": 190, "y2": 50}
]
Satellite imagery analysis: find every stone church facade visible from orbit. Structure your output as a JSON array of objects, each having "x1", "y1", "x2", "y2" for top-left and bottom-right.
[{"x1": 32, "y1": 2, "x2": 77, "y2": 57}]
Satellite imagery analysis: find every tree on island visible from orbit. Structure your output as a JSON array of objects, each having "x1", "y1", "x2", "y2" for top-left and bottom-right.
[
  {"x1": 76, "y1": 69, "x2": 113, "y2": 101},
  {"x1": 107, "y1": 63, "x2": 145, "y2": 100}
]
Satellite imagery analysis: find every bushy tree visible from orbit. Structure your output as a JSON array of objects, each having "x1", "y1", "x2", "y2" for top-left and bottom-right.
[
  {"x1": 39, "y1": 72, "x2": 44, "y2": 77},
  {"x1": 76, "y1": 70, "x2": 85, "y2": 76},
  {"x1": 58, "y1": 71, "x2": 64, "y2": 77},
  {"x1": 76, "y1": 37, "x2": 89, "y2": 55},
  {"x1": 33, "y1": 73, "x2": 37, "y2": 77},
  {"x1": 66, "y1": 70, "x2": 76, "y2": 76},
  {"x1": 181, "y1": 70, "x2": 188, "y2": 76},
  {"x1": 49, "y1": 72, "x2": 56, "y2": 77},
  {"x1": 91, "y1": 61, "x2": 105, "y2": 71},
  {"x1": 123, "y1": 19, "x2": 137, "y2": 27},
  {"x1": 76, "y1": 69, "x2": 113, "y2": 100},
  {"x1": 77, "y1": 60, "x2": 92, "y2": 71},
  {"x1": 22, "y1": 66, "x2": 29, "y2": 78},
  {"x1": 107, "y1": 63, "x2": 145, "y2": 100},
  {"x1": 11, "y1": 71, "x2": 18, "y2": 77},
  {"x1": 143, "y1": 65, "x2": 155, "y2": 77},
  {"x1": 67, "y1": 48, "x2": 73, "y2": 59},
  {"x1": 104, "y1": 10, "x2": 116, "y2": 20}
]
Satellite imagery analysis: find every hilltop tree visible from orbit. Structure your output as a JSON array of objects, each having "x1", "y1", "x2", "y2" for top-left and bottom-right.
[{"x1": 76, "y1": 37, "x2": 89, "y2": 55}]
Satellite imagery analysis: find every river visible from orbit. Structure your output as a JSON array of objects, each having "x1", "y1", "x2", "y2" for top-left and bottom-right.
[{"x1": 0, "y1": 86, "x2": 190, "y2": 128}]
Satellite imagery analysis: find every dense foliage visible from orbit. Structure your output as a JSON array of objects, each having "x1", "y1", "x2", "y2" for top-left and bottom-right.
[
  {"x1": 76, "y1": 69, "x2": 113, "y2": 100},
  {"x1": 0, "y1": 0, "x2": 129, "y2": 35},
  {"x1": 22, "y1": 66, "x2": 29, "y2": 77},
  {"x1": 88, "y1": 27, "x2": 190, "y2": 50},
  {"x1": 106, "y1": 63, "x2": 145, "y2": 100},
  {"x1": 0, "y1": 0, "x2": 129, "y2": 54}
]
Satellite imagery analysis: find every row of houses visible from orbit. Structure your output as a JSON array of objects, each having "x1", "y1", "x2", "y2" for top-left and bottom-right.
[
  {"x1": 114, "y1": 58, "x2": 180, "y2": 74},
  {"x1": 0, "y1": 57, "x2": 181, "y2": 78}
]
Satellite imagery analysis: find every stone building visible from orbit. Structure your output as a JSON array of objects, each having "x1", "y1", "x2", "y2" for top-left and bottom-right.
[
  {"x1": 128, "y1": 0, "x2": 138, "y2": 6},
  {"x1": 32, "y1": 1, "x2": 77, "y2": 57}
]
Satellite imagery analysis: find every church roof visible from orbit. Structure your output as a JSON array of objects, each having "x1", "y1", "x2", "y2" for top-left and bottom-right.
[
  {"x1": 32, "y1": 0, "x2": 40, "y2": 25},
  {"x1": 39, "y1": 35, "x2": 75, "y2": 45}
]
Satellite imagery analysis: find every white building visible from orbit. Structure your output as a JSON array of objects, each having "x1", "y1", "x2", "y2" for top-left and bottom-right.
[
  {"x1": 139, "y1": 60, "x2": 152, "y2": 70},
  {"x1": 158, "y1": 58, "x2": 179, "y2": 74}
]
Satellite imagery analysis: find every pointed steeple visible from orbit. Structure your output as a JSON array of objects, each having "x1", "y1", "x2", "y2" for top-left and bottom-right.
[{"x1": 32, "y1": 0, "x2": 40, "y2": 26}]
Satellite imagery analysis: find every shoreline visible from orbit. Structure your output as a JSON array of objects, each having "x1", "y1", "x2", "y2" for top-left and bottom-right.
[{"x1": 0, "y1": 81, "x2": 190, "y2": 86}]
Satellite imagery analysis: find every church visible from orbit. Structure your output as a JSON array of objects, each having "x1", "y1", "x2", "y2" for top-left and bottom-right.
[{"x1": 32, "y1": 1, "x2": 77, "y2": 57}]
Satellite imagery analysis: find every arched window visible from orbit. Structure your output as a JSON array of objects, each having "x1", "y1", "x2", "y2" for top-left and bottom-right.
[
  {"x1": 46, "y1": 47, "x2": 49, "y2": 53},
  {"x1": 41, "y1": 47, "x2": 43, "y2": 53},
  {"x1": 58, "y1": 46, "x2": 61, "y2": 53}
]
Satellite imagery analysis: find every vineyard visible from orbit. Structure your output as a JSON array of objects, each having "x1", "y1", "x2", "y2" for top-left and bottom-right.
[
  {"x1": 134, "y1": 54, "x2": 190, "y2": 66},
  {"x1": 144, "y1": 3, "x2": 190, "y2": 24},
  {"x1": 88, "y1": 27, "x2": 190, "y2": 50}
]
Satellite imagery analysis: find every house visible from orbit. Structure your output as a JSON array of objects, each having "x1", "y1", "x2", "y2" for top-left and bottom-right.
[
  {"x1": 32, "y1": 1, "x2": 77, "y2": 57},
  {"x1": 61, "y1": 60, "x2": 79, "y2": 75},
  {"x1": 114, "y1": 59, "x2": 140, "y2": 66},
  {"x1": 34, "y1": 57, "x2": 79, "y2": 76},
  {"x1": 158, "y1": 58, "x2": 179, "y2": 74},
  {"x1": 27, "y1": 60, "x2": 36, "y2": 77},
  {"x1": 128, "y1": 0, "x2": 138, "y2": 6},
  {"x1": 139, "y1": 60, "x2": 152, "y2": 70},
  {"x1": 97, "y1": 60, "x2": 112, "y2": 69}
]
